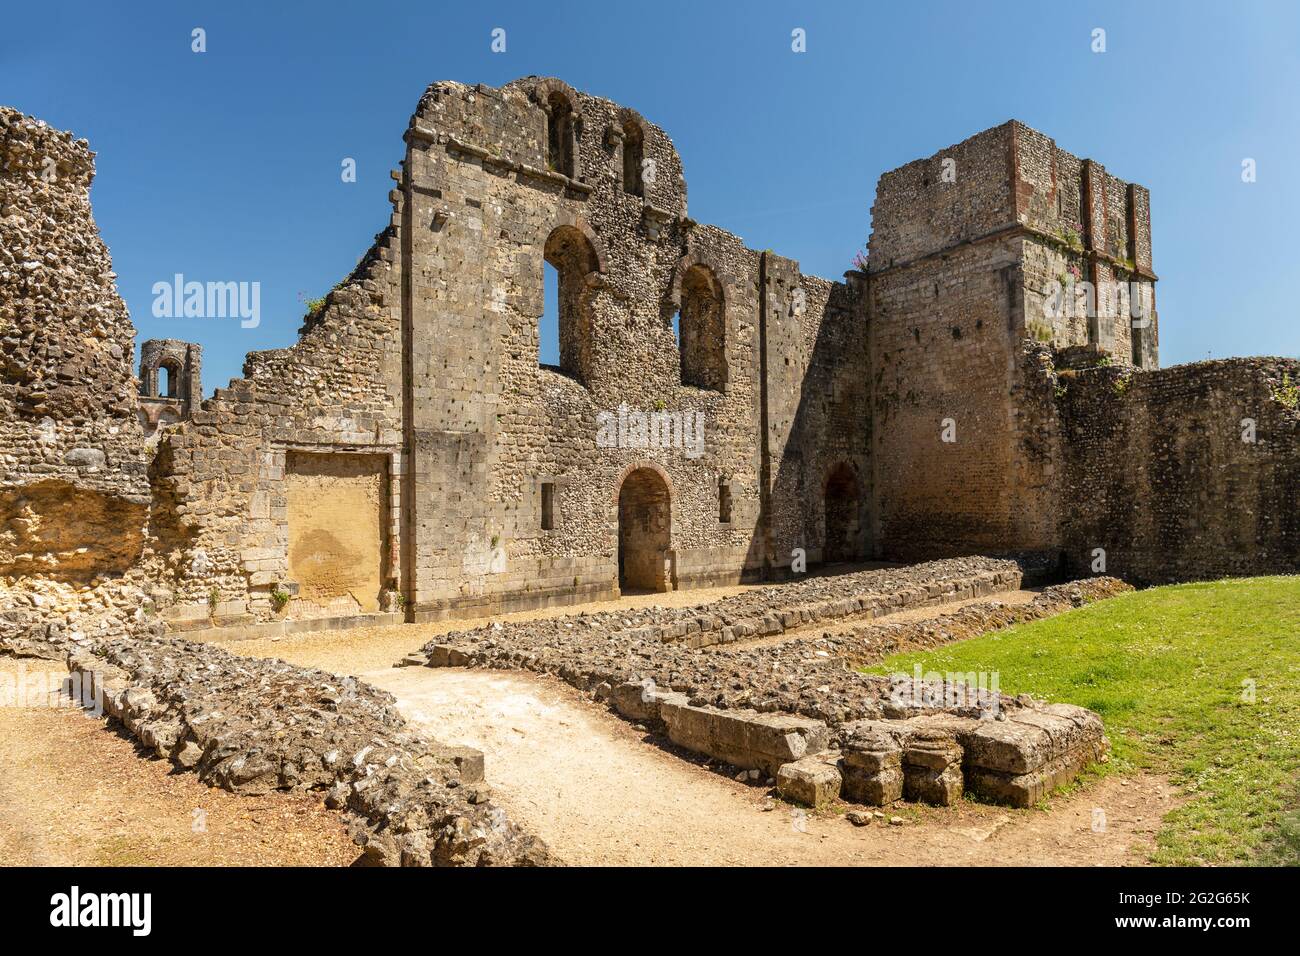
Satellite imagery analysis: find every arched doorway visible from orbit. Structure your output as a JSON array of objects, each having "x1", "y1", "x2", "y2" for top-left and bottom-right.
[
  {"x1": 617, "y1": 467, "x2": 672, "y2": 592},
  {"x1": 824, "y1": 462, "x2": 861, "y2": 564}
]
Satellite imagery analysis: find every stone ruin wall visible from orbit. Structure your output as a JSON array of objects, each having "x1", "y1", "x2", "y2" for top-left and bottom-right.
[
  {"x1": 1016, "y1": 124, "x2": 1157, "y2": 369},
  {"x1": 137, "y1": 337, "x2": 203, "y2": 444},
  {"x1": 865, "y1": 121, "x2": 1163, "y2": 565},
  {"x1": 867, "y1": 123, "x2": 1041, "y2": 559},
  {"x1": 400, "y1": 78, "x2": 737, "y2": 619},
  {"x1": 2, "y1": 88, "x2": 1295, "y2": 632},
  {"x1": 145, "y1": 225, "x2": 404, "y2": 629},
  {"x1": 134, "y1": 77, "x2": 870, "y2": 629},
  {"x1": 762, "y1": 262, "x2": 870, "y2": 574},
  {"x1": 0, "y1": 108, "x2": 149, "y2": 583},
  {"x1": 1056, "y1": 357, "x2": 1299, "y2": 584}
]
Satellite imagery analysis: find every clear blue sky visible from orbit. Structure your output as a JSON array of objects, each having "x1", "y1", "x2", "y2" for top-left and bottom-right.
[{"x1": 4, "y1": 0, "x2": 1297, "y2": 392}]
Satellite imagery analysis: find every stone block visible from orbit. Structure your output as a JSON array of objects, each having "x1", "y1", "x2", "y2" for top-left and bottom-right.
[
  {"x1": 660, "y1": 701, "x2": 831, "y2": 775},
  {"x1": 776, "y1": 752, "x2": 843, "y2": 808},
  {"x1": 439, "y1": 745, "x2": 485, "y2": 784},
  {"x1": 959, "y1": 703, "x2": 1103, "y2": 774},
  {"x1": 610, "y1": 681, "x2": 687, "y2": 722},
  {"x1": 904, "y1": 761, "x2": 964, "y2": 806},
  {"x1": 842, "y1": 765, "x2": 903, "y2": 806},
  {"x1": 902, "y1": 729, "x2": 963, "y2": 772},
  {"x1": 966, "y1": 736, "x2": 1109, "y2": 808}
]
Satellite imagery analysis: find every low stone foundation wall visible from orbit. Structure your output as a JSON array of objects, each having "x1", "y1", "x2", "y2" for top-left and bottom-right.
[
  {"x1": 0, "y1": 605, "x2": 549, "y2": 867},
  {"x1": 412, "y1": 556, "x2": 1022, "y2": 664},
  {"x1": 409, "y1": 557, "x2": 1116, "y2": 810},
  {"x1": 799, "y1": 576, "x2": 1133, "y2": 668}
]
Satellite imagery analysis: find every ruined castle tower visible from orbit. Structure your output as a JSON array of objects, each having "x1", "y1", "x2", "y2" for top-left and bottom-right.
[{"x1": 865, "y1": 121, "x2": 1158, "y2": 561}]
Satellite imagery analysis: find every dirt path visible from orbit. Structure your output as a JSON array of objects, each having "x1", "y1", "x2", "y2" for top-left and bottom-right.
[
  {"x1": 0, "y1": 658, "x2": 359, "y2": 867},
  {"x1": 361, "y1": 665, "x2": 1175, "y2": 866}
]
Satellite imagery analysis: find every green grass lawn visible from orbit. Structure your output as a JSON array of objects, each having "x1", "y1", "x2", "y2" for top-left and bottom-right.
[{"x1": 863, "y1": 575, "x2": 1300, "y2": 865}]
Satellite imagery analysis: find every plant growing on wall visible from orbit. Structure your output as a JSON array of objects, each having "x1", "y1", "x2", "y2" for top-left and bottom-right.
[
  {"x1": 1272, "y1": 372, "x2": 1299, "y2": 410},
  {"x1": 270, "y1": 588, "x2": 292, "y2": 612}
]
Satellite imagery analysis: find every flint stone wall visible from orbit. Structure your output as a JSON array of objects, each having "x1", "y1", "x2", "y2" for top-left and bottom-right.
[
  {"x1": 0, "y1": 108, "x2": 148, "y2": 581},
  {"x1": 1056, "y1": 357, "x2": 1300, "y2": 583}
]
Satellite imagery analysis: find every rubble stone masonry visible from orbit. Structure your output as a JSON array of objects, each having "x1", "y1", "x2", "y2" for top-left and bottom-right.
[{"x1": 0, "y1": 108, "x2": 149, "y2": 582}]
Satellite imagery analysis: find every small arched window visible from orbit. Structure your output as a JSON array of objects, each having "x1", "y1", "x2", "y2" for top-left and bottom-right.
[
  {"x1": 161, "y1": 361, "x2": 182, "y2": 398},
  {"x1": 679, "y1": 264, "x2": 727, "y2": 391},
  {"x1": 546, "y1": 92, "x2": 575, "y2": 178},
  {"x1": 621, "y1": 119, "x2": 644, "y2": 196}
]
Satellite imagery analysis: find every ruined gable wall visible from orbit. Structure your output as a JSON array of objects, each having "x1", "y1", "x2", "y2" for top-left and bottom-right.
[
  {"x1": 147, "y1": 227, "x2": 404, "y2": 629},
  {"x1": 402, "y1": 79, "x2": 768, "y2": 618},
  {"x1": 0, "y1": 108, "x2": 149, "y2": 581},
  {"x1": 1057, "y1": 358, "x2": 1299, "y2": 583}
]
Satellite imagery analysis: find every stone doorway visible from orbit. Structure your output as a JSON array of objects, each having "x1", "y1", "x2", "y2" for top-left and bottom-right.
[
  {"x1": 617, "y1": 467, "x2": 673, "y2": 592},
  {"x1": 824, "y1": 462, "x2": 861, "y2": 564}
]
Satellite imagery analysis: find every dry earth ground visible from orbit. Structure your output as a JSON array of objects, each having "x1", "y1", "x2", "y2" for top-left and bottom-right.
[{"x1": 0, "y1": 658, "x2": 358, "y2": 866}]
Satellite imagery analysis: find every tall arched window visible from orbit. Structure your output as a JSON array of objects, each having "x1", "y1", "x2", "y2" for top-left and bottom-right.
[
  {"x1": 542, "y1": 225, "x2": 599, "y2": 384},
  {"x1": 621, "y1": 119, "x2": 644, "y2": 196},
  {"x1": 546, "y1": 92, "x2": 575, "y2": 178},
  {"x1": 679, "y1": 264, "x2": 727, "y2": 391}
]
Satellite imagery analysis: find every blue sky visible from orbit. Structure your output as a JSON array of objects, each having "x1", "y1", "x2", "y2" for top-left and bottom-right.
[{"x1": 3, "y1": 0, "x2": 1297, "y2": 392}]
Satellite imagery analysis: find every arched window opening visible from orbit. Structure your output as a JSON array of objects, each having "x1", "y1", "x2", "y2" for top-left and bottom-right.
[
  {"x1": 542, "y1": 225, "x2": 599, "y2": 384},
  {"x1": 546, "y1": 92, "x2": 575, "y2": 178},
  {"x1": 621, "y1": 120, "x2": 644, "y2": 196},
  {"x1": 539, "y1": 260, "x2": 561, "y2": 367},
  {"x1": 678, "y1": 264, "x2": 726, "y2": 391},
  {"x1": 161, "y1": 361, "x2": 182, "y2": 398}
]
